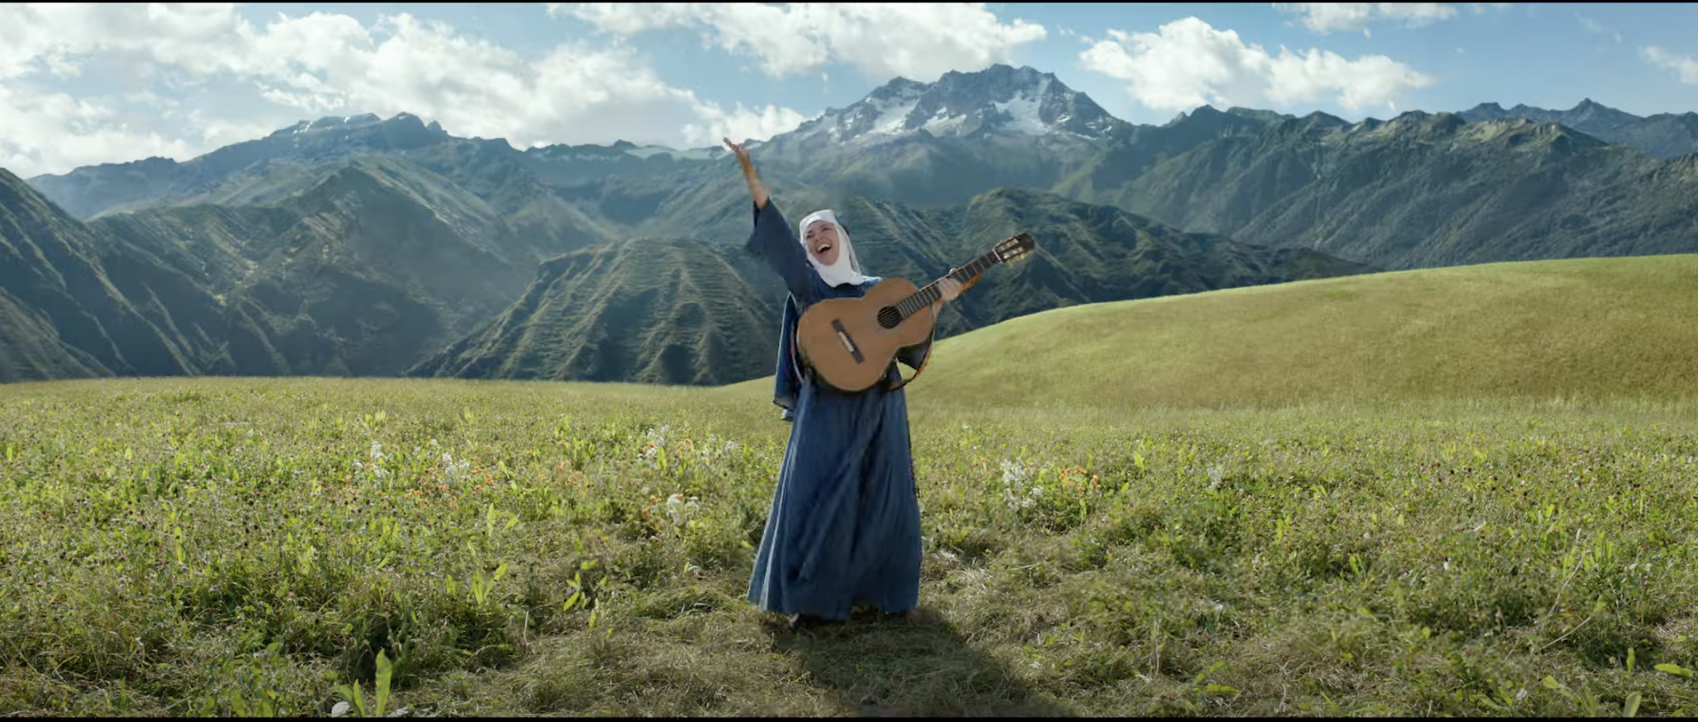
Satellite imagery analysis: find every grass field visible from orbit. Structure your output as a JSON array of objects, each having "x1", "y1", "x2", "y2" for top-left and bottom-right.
[
  {"x1": 4, "y1": 255, "x2": 1698, "y2": 716},
  {"x1": 3, "y1": 378, "x2": 1697, "y2": 717}
]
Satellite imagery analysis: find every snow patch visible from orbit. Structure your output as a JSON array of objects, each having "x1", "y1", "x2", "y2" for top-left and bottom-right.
[
  {"x1": 624, "y1": 146, "x2": 718, "y2": 161},
  {"x1": 847, "y1": 84, "x2": 926, "y2": 138},
  {"x1": 869, "y1": 93, "x2": 921, "y2": 135},
  {"x1": 923, "y1": 113, "x2": 969, "y2": 135},
  {"x1": 666, "y1": 147, "x2": 721, "y2": 161},
  {"x1": 990, "y1": 76, "x2": 1050, "y2": 136}
]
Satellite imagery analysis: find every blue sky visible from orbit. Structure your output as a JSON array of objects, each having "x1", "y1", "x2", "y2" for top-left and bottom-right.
[{"x1": 2, "y1": 3, "x2": 1696, "y2": 178}]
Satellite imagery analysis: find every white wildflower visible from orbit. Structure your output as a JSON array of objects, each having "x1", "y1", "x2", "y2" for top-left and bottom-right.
[
  {"x1": 440, "y1": 452, "x2": 471, "y2": 484},
  {"x1": 1000, "y1": 460, "x2": 1039, "y2": 511},
  {"x1": 640, "y1": 425, "x2": 673, "y2": 466},
  {"x1": 664, "y1": 492, "x2": 700, "y2": 526},
  {"x1": 643, "y1": 425, "x2": 671, "y2": 447},
  {"x1": 355, "y1": 441, "x2": 389, "y2": 480}
]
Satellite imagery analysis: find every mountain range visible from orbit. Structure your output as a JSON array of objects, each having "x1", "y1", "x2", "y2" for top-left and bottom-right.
[
  {"x1": 1458, "y1": 98, "x2": 1698, "y2": 159},
  {"x1": 5, "y1": 64, "x2": 1697, "y2": 386}
]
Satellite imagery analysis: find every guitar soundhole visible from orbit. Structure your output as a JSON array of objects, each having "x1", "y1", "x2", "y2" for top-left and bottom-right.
[{"x1": 877, "y1": 306, "x2": 902, "y2": 329}]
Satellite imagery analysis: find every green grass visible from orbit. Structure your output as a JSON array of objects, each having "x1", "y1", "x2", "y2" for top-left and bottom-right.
[
  {"x1": 725, "y1": 253, "x2": 1698, "y2": 410},
  {"x1": 3, "y1": 376, "x2": 1698, "y2": 716}
]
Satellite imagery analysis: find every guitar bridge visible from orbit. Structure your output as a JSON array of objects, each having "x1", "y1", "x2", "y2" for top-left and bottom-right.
[{"x1": 830, "y1": 319, "x2": 864, "y2": 363}]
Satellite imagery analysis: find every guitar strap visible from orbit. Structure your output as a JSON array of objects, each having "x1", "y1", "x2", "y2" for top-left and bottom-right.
[{"x1": 887, "y1": 339, "x2": 932, "y2": 392}]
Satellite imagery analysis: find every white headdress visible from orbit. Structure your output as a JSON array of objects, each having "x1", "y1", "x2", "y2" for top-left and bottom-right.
[{"x1": 797, "y1": 209, "x2": 874, "y2": 287}]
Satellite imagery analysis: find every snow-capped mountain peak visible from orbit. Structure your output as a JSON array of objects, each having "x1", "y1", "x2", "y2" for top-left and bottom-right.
[{"x1": 775, "y1": 64, "x2": 1123, "y2": 150}]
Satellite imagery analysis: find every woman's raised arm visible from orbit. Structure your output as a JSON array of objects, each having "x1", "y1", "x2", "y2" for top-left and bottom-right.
[{"x1": 728, "y1": 138, "x2": 817, "y2": 301}]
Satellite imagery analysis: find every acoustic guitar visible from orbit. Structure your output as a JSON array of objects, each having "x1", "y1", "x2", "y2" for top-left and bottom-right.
[{"x1": 796, "y1": 232, "x2": 1036, "y2": 393}]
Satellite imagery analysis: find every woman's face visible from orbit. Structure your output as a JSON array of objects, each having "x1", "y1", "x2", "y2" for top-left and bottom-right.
[{"x1": 804, "y1": 220, "x2": 841, "y2": 267}]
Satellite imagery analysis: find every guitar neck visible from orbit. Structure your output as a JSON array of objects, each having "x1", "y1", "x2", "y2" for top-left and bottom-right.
[{"x1": 893, "y1": 249, "x2": 1004, "y2": 320}]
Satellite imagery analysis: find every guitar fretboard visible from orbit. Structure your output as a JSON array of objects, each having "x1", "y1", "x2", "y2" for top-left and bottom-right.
[{"x1": 892, "y1": 249, "x2": 1004, "y2": 321}]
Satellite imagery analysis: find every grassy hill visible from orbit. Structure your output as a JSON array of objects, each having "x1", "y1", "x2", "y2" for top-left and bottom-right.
[{"x1": 724, "y1": 254, "x2": 1698, "y2": 408}]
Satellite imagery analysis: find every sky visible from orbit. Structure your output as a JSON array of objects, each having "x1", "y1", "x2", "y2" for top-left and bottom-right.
[{"x1": 3, "y1": 2, "x2": 1697, "y2": 179}]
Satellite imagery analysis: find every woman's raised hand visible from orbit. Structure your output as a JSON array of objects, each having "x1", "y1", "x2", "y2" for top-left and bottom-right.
[
  {"x1": 724, "y1": 137, "x2": 770, "y2": 209},
  {"x1": 723, "y1": 137, "x2": 751, "y2": 166}
]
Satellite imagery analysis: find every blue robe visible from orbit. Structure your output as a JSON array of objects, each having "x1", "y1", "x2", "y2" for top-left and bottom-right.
[{"x1": 744, "y1": 200, "x2": 934, "y2": 621}]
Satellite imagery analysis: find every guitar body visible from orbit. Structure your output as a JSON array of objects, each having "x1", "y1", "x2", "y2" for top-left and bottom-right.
[{"x1": 796, "y1": 278, "x2": 936, "y2": 393}]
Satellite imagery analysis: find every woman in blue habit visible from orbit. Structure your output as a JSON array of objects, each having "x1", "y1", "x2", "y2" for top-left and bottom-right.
[{"x1": 723, "y1": 137, "x2": 964, "y2": 631}]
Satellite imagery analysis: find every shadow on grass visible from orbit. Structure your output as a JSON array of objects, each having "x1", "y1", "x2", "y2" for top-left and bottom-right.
[{"x1": 766, "y1": 607, "x2": 1076, "y2": 717}]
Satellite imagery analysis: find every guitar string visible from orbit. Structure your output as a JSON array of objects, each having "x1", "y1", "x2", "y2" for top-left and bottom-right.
[
  {"x1": 897, "y1": 256, "x2": 990, "y2": 318},
  {"x1": 894, "y1": 252, "x2": 1001, "y2": 319},
  {"x1": 902, "y1": 241, "x2": 1023, "y2": 316}
]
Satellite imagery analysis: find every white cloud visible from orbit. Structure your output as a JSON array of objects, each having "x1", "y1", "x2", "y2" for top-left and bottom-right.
[
  {"x1": 0, "y1": 83, "x2": 198, "y2": 177},
  {"x1": 1079, "y1": 17, "x2": 1434, "y2": 114},
  {"x1": 0, "y1": 4, "x2": 809, "y2": 178},
  {"x1": 1578, "y1": 14, "x2": 1622, "y2": 44},
  {"x1": 1272, "y1": 3, "x2": 1459, "y2": 35},
  {"x1": 686, "y1": 102, "x2": 813, "y2": 148},
  {"x1": 559, "y1": 2, "x2": 1048, "y2": 82},
  {"x1": 1642, "y1": 47, "x2": 1698, "y2": 85}
]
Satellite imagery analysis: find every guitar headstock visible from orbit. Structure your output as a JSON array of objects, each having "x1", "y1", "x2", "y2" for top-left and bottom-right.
[{"x1": 992, "y1": 232, "x2": 1036, "y2": 264}]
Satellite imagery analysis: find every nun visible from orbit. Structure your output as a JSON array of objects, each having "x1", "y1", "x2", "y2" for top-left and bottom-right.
[{"x1": 723, "y1": 137, "x2": 964, "y2": 630}]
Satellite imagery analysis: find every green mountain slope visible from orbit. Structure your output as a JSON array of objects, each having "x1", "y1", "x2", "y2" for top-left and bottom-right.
[
  {"x1": 4, "y1": 153, "x2": 623, "y2": 381},
  {"x1": 417, "y1": 188, "x2": 1376, "y2": 386},
  {"x1": 1087, "y1": 112, "x2": 1698, "y2": 270},
  {"x1": 0, "y1": 168, "x2": 241, "y2": 381},
  {"x1": 25, "y1": 113, "x2": 454, "y2": 219},
  {"x1": 90, "y1": 204, "x2": 295, "y2": 291},
  {"x1": 90, "y1": 156, "x2": 614, "y2": 376},
  {"x1": 718, "y1": 254, "x2": 1698, "y2": 408},
  {"x1": 408, "y1": 237, "x2": 781, "y2": 386},
  {"x1": 0, "y1": 287, "x2": 105, "y2": 382},
  {"x1": 1053, "y1": 105, "x2": 1284, "y2": 198}
]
